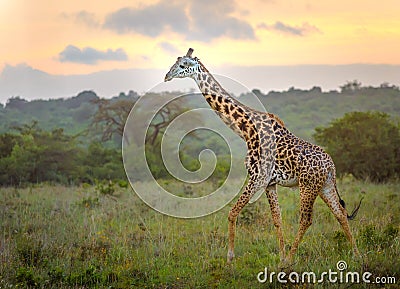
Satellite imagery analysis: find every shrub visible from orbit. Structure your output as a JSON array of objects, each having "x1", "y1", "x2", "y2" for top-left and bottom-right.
[
  {"x1": 314, "y1": 111, "x2": 400, "y2": 182},
  {"x1": 15, "y1": 267, "x2": 40, "y2": 287},
  {"x1": 95, "y1": 180, "x2": 115, "y2": 195}
]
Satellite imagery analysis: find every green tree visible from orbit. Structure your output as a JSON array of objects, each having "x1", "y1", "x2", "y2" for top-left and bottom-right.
[
  {"x1": 81, "y1": 142, "x2": 125, "y2": 183},
  {"x1": 314, "y1": 111, "x2": 400, "y2": 182},
  {"x1": 0, "y1": 122, "x2": 83, "y2": 185},
  {"x1": 340, "y1": 80, "x2": 362, "y2": 93}
]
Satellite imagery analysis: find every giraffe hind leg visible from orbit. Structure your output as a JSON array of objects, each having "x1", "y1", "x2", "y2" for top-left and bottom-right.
[
  {"x1": 265, "y1": 185, "x2": 286, "y2": 262},
  {"x1": 319, "y1": 179, "x2": 360, "y2": 257},
  {"x1": 286, "y1": 187, "x2": 318, "y2": 265},
  {"x1": 227, "y1": 179, "x2": 259, "y2": 263}
]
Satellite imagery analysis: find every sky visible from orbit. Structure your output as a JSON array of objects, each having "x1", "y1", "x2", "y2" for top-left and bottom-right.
[{"x1": 0, "y1": 0, "x2": 399, "y2": 100}]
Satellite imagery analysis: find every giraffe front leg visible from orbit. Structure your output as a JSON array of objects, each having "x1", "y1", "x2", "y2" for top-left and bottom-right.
[
  {"x1": 227, "y1": 180, "x2": 258, "y2": 264},
  {"x1": 265, "y1": 185, "x2": 286, "y2": 263}
]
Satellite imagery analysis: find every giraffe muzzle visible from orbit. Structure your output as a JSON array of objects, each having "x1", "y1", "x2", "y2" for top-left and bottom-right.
[{"x1": 164, "y1": 73, "x2": 172, "y2": 82}]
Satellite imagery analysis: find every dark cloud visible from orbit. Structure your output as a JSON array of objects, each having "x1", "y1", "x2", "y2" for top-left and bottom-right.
[
  {"x1": 58, "y1": 45, "x2": 128, "y2": 65},
  {"x1": 103, "y1": 3, "x2": 189, "y2": 37},
  {"x1": 102, "y1": 0, "x2": 255, "y2": 41},
  {"x1": 258, "y1": 21, "x2": 321, "y2": 36}
]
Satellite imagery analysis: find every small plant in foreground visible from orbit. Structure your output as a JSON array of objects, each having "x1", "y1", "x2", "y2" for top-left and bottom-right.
[
  {"x1": 95, "y1": 180, "x2": 116, "y2": 195},
  {"x1": 15, "y1": 267, "x2": 39, "y2": 287}
]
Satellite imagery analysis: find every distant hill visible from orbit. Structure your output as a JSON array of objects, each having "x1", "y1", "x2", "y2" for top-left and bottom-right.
[
  {"x1": 0, "y1": 91, "x2": 99, "y2": 136},
  {"x1": 2, "y1": 63, "x2": 400, "y2": 104},
  {"x1": 0, "y1": 84, "x2": 398, "y2": 145}
]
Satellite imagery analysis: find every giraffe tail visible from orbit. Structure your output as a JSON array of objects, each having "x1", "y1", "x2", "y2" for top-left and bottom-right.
[{"x1": 339, "y1": 195, "x2": 364, "y2": 221}]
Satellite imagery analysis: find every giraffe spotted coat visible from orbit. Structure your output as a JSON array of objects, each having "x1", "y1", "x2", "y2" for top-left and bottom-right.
[{"x1": 164, "y1": 48, "x2": 361, "y2": 265}]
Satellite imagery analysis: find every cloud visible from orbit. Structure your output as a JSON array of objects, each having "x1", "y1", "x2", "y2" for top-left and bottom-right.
[
  {"x1": 61, "y1": 10, "x2": 100, "y2": 28},
  {"x1": 75, "y1": 10, "x2": 100, "y2": 28},
  {"x1": 103, "y1": 3, "x2": 189, "y2": 37},
  {"x1": 103, "y1": 0, "x2": 255, "y2": 41},
  {"x1": 158, "y1": 42, "x2": 180, "y2": 54},
  {"x1": 58, "y1": 45, "x2": 128, "y2": 65},
  {"x1": 188, "y1": 0, "x2": 255, "y2": 41},
  {"x1": 258, "y1": 21, "x2": 321, "y2": 36}
]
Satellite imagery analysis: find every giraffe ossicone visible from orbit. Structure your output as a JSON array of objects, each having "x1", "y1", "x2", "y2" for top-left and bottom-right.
[{"x1": 164, "y1": 48, "x2": 362, "y2": 265}]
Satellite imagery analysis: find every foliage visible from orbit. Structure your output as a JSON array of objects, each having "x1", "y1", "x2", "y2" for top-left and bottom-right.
[
  {"x1": 81, "y1": 142, "x2": 125, "y2": 183},
  {"x1": 0, "y1": 123, "x2": 125, "y2": 186},
  {"x1": 1, "y1": 83, "x2": 399, "y2": 186},
  {"x1": 95, "y1": 179, "x2": 116, "y2": 195},
  {"x1": 1, "y1": 91, "x2": 98, "y2": 137},
  {"x1": 314, "y1": 111, "x2": 400, "y2": 182},
  {"x1": 1, "y1": 83, "x2": 399, "y2": 146},
  {"x1": 340, "y1": 79, "x2": 362, "y2": 93},
  {"x1": 0, "y1": 122, "x2": 81, "y2": 185},
  {"x1": 15, "y1": 267, "x2": 40, "y2": 287}
]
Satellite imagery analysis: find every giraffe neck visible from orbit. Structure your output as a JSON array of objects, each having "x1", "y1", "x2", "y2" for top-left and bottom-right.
[{"x1": 192, "y1": 62, "x2": 252, "y2": 139}]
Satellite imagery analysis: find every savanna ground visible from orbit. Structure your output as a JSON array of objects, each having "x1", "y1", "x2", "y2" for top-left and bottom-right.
[{"x1": 0, "y1": 178, "x2": 399, "y2": 288}]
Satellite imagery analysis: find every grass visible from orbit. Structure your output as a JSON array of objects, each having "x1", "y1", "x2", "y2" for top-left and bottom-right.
[{"x1": 0, "y1": 178, "x2": 399, "y2": 288}]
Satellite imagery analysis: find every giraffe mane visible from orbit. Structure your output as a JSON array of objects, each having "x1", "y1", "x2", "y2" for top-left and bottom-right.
[
  {"x1": 268, "y1": 113, "x2": 285, "y2": 127},
  {"x1": 196, "y1": 59, "x2": 209, "y2": 73},
  {"x1": 196, "y1": 57, "x2": 284, "y2": 127}
]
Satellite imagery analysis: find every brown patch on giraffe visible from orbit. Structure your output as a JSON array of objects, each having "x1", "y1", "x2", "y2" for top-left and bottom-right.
[
  {"x1": 268, "y1": 113, "x2": 285, "y2": 127},
  {"x1": 223, "y1": 104, "x2": 230, "y2": 115},
  {"x1": 232, "y1": 111, "x2": 240, "y2": 120}
]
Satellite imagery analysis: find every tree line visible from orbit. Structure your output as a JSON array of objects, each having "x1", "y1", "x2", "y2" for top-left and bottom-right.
[
  {"x1": 0, "y1": 122, "x2": 124, "y2": 186},
  {"x1": 0, "y1": 83, "x2": 399, "y2": 186}
]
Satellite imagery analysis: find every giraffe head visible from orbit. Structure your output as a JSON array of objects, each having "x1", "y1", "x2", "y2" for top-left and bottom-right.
[{"x1": 164, "y1": 48, "x2": 201, "y2": 82}]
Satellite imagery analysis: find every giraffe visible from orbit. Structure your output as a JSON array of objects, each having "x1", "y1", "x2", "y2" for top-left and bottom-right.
[{"x1": 164, "y1": 48, "x2": 362, "y2": 265}]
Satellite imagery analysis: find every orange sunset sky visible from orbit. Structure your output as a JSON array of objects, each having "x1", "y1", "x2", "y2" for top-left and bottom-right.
[
  {"x1": 1, "y1": 0, "x2": 399, "y2": 74},
  {"x1": 0, "y1": 0, "x2": 399, "y2": 101}
]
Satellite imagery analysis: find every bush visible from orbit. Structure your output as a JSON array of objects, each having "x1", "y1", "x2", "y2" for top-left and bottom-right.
[
  {"x1": 0, "y1": 124, "x2": 126, "y2": 186},
  {"x1": 95, "y1": 180, "x2": 115, "y2": 195},
  {"x1": 359, "y1": 224, "x2": 399, "y2": 250},
  {"x1": 15, "y1": 267, "x2": 40, "y2": 287},
  {"x1": 314, "y1": 111, "x2": 400, "y2": 182}
]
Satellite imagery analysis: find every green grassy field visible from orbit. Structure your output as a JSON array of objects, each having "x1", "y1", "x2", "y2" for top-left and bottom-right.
[{"x1": 0, "y1": 179, "x2": 399, "y2": 288}]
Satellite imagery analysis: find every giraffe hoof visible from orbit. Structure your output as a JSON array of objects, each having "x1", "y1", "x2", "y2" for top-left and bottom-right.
[{"x1": 227, "y1": 250, "x2": 235, "y2": 264}]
